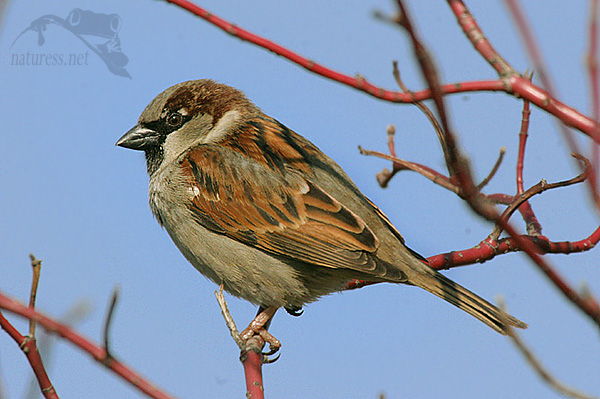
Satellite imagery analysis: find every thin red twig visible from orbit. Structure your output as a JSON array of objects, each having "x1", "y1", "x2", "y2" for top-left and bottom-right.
[
  {"x1": 492, "y1": 159, "x2": 588, "y2": 241},
  {"x1": 446, "y1": 0, "x2": 517, "y2": 77},
  {"x1": 28, "y1": 254, "x2": 42, "y2": 337},
  {"x1": 362, "y1": 146, "x2": 515, "y2": 207},
  {"x1": 477, "y1": 148, "x2": 506, "y2": 190},
  {"x1": 359, "y1": 146, "x2": 458, "y2": 193},
  {"x1": 516, "y1": 88, "x2": 543, "y2": 235},
  {"x1": 516, "y1": 97, "x2": 530, "y2": 196},
  {"x1": 347, "y1": 224, "x2": 600, "y2": 295},
  {"x1": 588, "y1": 0, "x2": 600, "y2": 203},
  {"x1": 0, "y1": 292, "x2": 175, "y2": 399},
  {"x1": 0, "y1": 312, "x2": 58, "y2": 399}
]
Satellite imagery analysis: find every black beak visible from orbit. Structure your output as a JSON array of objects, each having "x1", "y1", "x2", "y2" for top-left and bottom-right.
[{"x1": 116, "y1": 124, "x2": 160, "y2": 150}]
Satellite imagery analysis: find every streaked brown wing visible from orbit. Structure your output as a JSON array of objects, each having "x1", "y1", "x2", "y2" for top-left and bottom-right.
[{"x1": 179, "y1": 144, "x2": 383, "y2": 274}]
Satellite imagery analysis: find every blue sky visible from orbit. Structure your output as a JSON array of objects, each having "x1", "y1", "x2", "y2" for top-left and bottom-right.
[{"x1": 1, "y1": 1, "x2": 598, "y2": 398}]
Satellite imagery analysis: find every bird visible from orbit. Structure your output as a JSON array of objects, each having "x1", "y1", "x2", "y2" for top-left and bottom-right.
[{"x1": 116, "y1": 79, "x2": 526, "y2": 352}]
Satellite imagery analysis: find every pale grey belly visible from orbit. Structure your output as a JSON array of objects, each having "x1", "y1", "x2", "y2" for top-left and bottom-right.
[{"x1": 157, "y1": 201, "x2": 357, "y2": 307}]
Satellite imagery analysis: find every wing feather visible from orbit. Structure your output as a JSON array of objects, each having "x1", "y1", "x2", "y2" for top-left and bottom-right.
[{"x1": 179, "y1": 141, "x2": 383, "y2": 273}]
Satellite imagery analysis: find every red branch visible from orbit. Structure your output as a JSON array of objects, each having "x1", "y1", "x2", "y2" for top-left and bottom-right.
[
  {"x1": 241, "y1": 339, "x2": 265, "y2": 399},
  {"x1": 165, "y1": 0, "x2": 600, "y2": 142},
  {"x1": 446, "y1": 0, "x2": 515, "y2": 77},
  {"x1": 428, "y1": 225, "x2": 600, "y2": 269},
  {"x1": 588, "y1": 0, "x2": 600, "y2": 203},
  {"x1": 0, "y1": 292, "x2": 175, "y2": 399},
  {"x1": 0, "y1": 311, "x2": 58, "y2": 399}
]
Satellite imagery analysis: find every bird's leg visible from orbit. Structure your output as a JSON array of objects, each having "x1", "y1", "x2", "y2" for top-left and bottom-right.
[{"x1": 240, "y1": 306, "x2": 281, "y2": 357}]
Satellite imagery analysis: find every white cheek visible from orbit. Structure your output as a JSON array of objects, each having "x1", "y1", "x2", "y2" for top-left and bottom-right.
[
  {"x1": 162, "y1": 134, "x2": 187, "y2": 166},
  {"x1": 162, "y1": 113, "x2": 213, "y2": 165},
  {"x1": 201, "y1": 110, "x2": 241, "y2": 144}
]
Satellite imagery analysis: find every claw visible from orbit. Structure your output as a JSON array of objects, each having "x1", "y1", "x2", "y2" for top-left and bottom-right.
[
  {"x1": 285, "y1": 305, "x2": 304, "y2": 317},
  {"x1": 262, "y1": 352, "x2": 281, "y2": 364}
]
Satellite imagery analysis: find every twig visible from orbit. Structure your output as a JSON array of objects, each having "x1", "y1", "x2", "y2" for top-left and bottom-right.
[
  {"x1": 396, "y1": 0, "x2": 491, "y2": 226},
  {"x1": 0, "y1": 291, "x2": 175, "y2": 399},
  {"x1": 24, "y1": 300, "x2": 92, "y2": 399},
  {"x1": 28, "y1": 254, "x2": 42, "y2": 338},
  {"x1": 514, "y1": 76, "x2": 544, "y2": 235},
  {"x1": 477, "y1": 147, "x2": 506, "y2": 190},
  {"x1": 446, "y1": 0, "x2": 517, "y2": 77},
  {"x1": 386, "y1": 124, "x2": 398, "y2": 158},
  {"x1": 359, "y1": 146, "x2": 459, "y2": 193},
  {"x1": 392, "y1": 61, "x2": 447, "y2": 156},
  {"x1": 496, "y1": 297, "x2": 599, "y2": 399},
  {"x1": 374, "y1": 125, "x2": 402, "y2": 188},
  {"x1": 516, "y1": 73, "x2": 532, "y2": 196},
  {"x1": 394, "y1": 2, "x2": 451, "y2": 149},
  {"x1": 102, "y1": 286, "x2": 120, "y2": 363},
  {"x1": 362, "y1": 145, "x2": 527, "y2": 207},
  {"x1": 489, "y1": 155, "x2": 589, "y2": 241},
  {"x1": 395, "y1": 0, "x2": 493, "y2": 228},
  {"x1": 588, "y1": 0, "x2": 600, "y2": 204},
  {"x1": 372, "y1": 9, "x2": 402, "y2": 28},
  {"x1": 0, "y1": 311, "x2": 58, "y2": 399}
]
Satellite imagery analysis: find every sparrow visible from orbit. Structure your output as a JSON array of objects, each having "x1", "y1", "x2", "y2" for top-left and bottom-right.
[{"x1": 116, "y1": 79, "x2": 526, "y2": 350}]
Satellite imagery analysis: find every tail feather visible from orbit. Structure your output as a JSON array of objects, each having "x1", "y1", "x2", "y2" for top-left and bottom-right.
[{"x1": 410, "y1": 266, "x2": 527, "y2": 334}]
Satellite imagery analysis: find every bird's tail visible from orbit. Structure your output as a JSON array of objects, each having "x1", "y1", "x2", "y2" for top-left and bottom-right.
[{"x1": 409, "y1": 265, "x2": 527, "y2": 334}]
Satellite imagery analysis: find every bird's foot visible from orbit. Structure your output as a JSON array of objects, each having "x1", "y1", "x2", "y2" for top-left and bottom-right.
[{"x1": 240, "y1": 306, "x2": 281, "y2": 363}]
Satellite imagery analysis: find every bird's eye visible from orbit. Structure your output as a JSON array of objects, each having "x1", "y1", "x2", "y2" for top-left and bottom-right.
[{"x1": 166, "y1": 112, "x2": 183, "y2": 127}]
